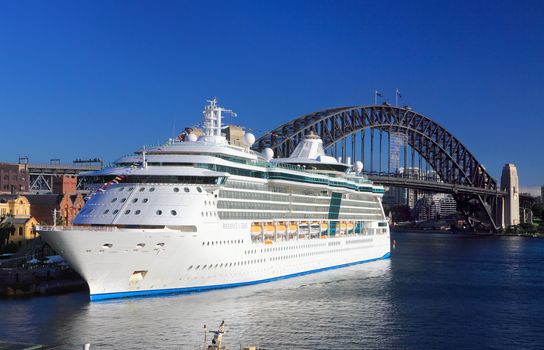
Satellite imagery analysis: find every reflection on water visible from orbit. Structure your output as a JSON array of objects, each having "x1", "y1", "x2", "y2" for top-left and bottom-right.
[{"x1": 1, "y1": 232, "x2": 544, "y2": 349}]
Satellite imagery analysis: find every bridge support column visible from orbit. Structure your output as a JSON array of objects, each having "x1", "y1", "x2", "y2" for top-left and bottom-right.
[{"x1": 500, "y1": 164, "x2": 520, "y2": 228}]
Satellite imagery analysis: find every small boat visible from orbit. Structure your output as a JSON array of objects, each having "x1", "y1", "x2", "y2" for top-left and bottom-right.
[{"x1": 199, "y1": 321, "x2": 261, "y2": 350}]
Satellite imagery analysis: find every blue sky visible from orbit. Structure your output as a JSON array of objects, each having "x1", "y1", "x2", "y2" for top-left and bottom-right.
[{"x1": 0, "y1": 0, "x2": 542, "y2": 192}]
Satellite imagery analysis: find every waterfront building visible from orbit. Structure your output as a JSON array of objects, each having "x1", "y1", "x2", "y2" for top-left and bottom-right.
[
  {"x1": 0, "y1": 163, "x2": 29, "y2": 194},
  {"x1": 52, "y1": 175, "x2": 78, "y2": 195},
  {"x1": 412, "y1": 193, "x2": 457, "y2": 221},
  {"x1": 26, "y1": 193, "x2": 85, "y2": 225},
  {"x1": 1, "y1": 216, "x2": 39, "y2": 248},
  {"x1": 438, "y1": 195, "x2": 457, "y2": 217},
  {"x1": 0, "y1": 195, "x2": 31, "y2": 219}
]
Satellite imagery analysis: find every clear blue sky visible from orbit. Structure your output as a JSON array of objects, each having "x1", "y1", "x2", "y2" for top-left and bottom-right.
[{"x1": 0, "y1": 0, "x2": 542, "y2": 192}]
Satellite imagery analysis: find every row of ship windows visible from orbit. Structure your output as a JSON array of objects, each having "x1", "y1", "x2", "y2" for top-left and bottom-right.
[
  {"x1": 244, "y1": 243, "x2": 326, "y2": 255},
  {"x1": 82, "y1": 207, "x2": 216, "y2": 217},
  {"x1": 98, "y1": 209, "x2": 179, "y2": 216},
  {"x1": 346, "y1": 239, "x2": 373, "y2": 244},
  {"x1": 188, "y1": 260, "x2": 265, "y2": 270},
  {"x1": 201, "y1": 240, "x2": 244, "y2": 246},
  {"x1": 187, "y1": 245, "x2": 377, "y2": 270},
  {"x1": 270, "y1": 246, "x2": 371, "y2": 261},
  {"x1": 116, "y1": 186, "x2": 204, "y2": 193}
]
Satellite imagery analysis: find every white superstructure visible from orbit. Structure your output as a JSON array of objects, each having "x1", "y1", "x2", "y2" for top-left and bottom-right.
[{"x1": 39, "y1": 99, "x2": 390, "y2": 301}]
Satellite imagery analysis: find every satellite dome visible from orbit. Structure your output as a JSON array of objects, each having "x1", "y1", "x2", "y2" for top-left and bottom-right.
[
  {"x1": 186, "y1": 133, "x2": 198, "y2": 142},
  {"x1": 263, "y1": 148, "x2": 274, "y2": 161},
  {"x1": 243, "y1": 133, "x2": 255, "y2": 147},
  {"x1": 354, "y1": 161, "x2": 363, "y2": 174}
]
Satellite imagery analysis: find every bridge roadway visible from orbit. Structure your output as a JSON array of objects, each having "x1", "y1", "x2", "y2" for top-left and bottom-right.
[{"x1": 366, "y1": 174, "x2": 506, "y2": 197}]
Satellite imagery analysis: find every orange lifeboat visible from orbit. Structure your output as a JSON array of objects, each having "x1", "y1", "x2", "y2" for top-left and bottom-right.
[
  {"x1": 288, "y1": 223, "x2": 297, "y2": 234},
  {"x1": 276, "y1": 223, "x2": 287, "y2": 235},
  {"x1": 251, "y1": 224, "x2": 262, "y2": 236},
  {"x1": 264, "y1": 224, "x2": 275, "y2": 236}
]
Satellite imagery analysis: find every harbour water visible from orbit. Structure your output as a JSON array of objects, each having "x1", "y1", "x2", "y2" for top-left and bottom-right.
[{"x1": 1, "y1": 232, "x2": 543, "y2": 349}]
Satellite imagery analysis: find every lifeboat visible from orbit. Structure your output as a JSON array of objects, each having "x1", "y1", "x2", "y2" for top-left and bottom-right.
[
  {"x1": 310, "y1": 222, "x2": 321, "y2": 236},
  {"x1": 339, "y1": 222, "x2": 347, "y2": 234},
  {"x1": 298, "y1": 222, "x2": 309, "y2": 237},
  {"x1": 264, "y1": 224, "x2": 275, "y2": 236},
  {"x1": 275, "y1": 223, "x2": 287, "y2": 235},
  {"x1": 321, "y1": 222, "x2": 328, "y2": 232},
  {"x1": 347, "y1": 222, "x2": 354, "y2": 232},
  {"x1": 288, "y1": 223, "x2": 298, "y2": 234},
  {"x1": 250, "y1": 224, "x2": 262, "y2": 236}
]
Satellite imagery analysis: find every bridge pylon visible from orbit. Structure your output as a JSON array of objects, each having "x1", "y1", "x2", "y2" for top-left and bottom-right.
[{"x1": 499, "y1": 164, "x2": 520, "y2": 228}]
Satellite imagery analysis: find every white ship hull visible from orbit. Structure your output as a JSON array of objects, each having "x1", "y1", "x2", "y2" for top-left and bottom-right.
[{"x1": 40, "y1": 224, "x2": 390, "y2": 301}]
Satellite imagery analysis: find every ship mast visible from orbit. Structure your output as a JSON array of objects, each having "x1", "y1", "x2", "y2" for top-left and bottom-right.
[{"x1": 202, "y1": 98, "x2": 236, "y2": 143}]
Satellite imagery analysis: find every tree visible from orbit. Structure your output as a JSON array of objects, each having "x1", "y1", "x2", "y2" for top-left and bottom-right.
[
  {"x1": 0, "y1": 222, "x2": 15, "y2": 251},
  {"x1": 532, "y1": 203, "x2": 544, "y2": 220}
]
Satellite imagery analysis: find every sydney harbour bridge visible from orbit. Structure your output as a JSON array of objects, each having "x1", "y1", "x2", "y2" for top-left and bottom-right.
[{"x1": 252, "y1": 104, "x2": 529, "y2": 232}]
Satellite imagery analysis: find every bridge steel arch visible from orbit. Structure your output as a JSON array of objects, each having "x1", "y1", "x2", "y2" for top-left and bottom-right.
[{"x1": 253, "y1": 105, "x2": 502, "y2": 230}]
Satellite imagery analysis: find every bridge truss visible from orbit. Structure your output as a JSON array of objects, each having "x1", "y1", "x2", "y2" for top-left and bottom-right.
[{"x1": 253, "y1": 105, "x2": 504, "y2": 230}]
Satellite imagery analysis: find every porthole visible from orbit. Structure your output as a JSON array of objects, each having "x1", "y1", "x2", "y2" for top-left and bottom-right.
[
  {"x1": 149, "y1": 187, "x2": 155, "y2": 192},
  {"x1": 197, "y1": 187, "x2": 202, "y2": 193},
  {"x1": 128, "y1": 187, "x2": 134, "y2": 191},
  {"x1": 120, "y1": 198, "x2": 127, "y2": 203},
  {"x1": 118, "y1": 188, "x2": 124, "y2": 192},
  {"x1": 156, "y1": 210, "x2": 162, "y2": 215},
  {"x1": 173, "y1": 187, "x2": 179, "y2": 192},
  {"x1": 132, "y1": 198, "x2": 138, "y2": 203},
  {"x1": 113, "y1": 209, "x2": 119, "y2": 214},
  {"x1": 135, "y1": 210, "x2": 141, "y2": 215},
  {"x1": 103, "y1": 209, "x2": 110, "y2": 214},
  {"x1": 111, "y1": 198, "x2": 117, "y2": 203},
  {"x1": 184, "y1": 187, "x2": 190, "y2": 193},
  {"x1": 143, "y1": 198, "x2": 149, "y2": 203},
  {"x1": 139, "y1": 187, "x2": 145, "y2": 192},
  {"x1": 171, "y1": 210, "x2": 177, "y2": 216},
  {"x1": 125, "y1": 210, "x2": 131, "y2": 215}
]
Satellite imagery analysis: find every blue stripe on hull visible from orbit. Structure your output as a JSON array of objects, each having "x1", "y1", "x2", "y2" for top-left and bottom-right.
[{"x1": 90, "y1": 251, "x2": 391, "y2": 301}]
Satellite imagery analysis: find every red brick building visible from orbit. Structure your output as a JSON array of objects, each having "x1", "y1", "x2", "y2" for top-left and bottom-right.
[
  {"x1": 53, "y1": 175, "x2": 77, "y2": 195},
  {"x1": 0, "y1": 163, "x2": 29, "y2": 194},
  {"x1": 26, "y1": 193, "x2": 86, "y2": 225}
]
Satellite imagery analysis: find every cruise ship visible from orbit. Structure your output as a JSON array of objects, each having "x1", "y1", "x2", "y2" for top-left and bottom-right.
[{"x1": 39, "y1": 99, "x2": 390, "y2": 301}]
